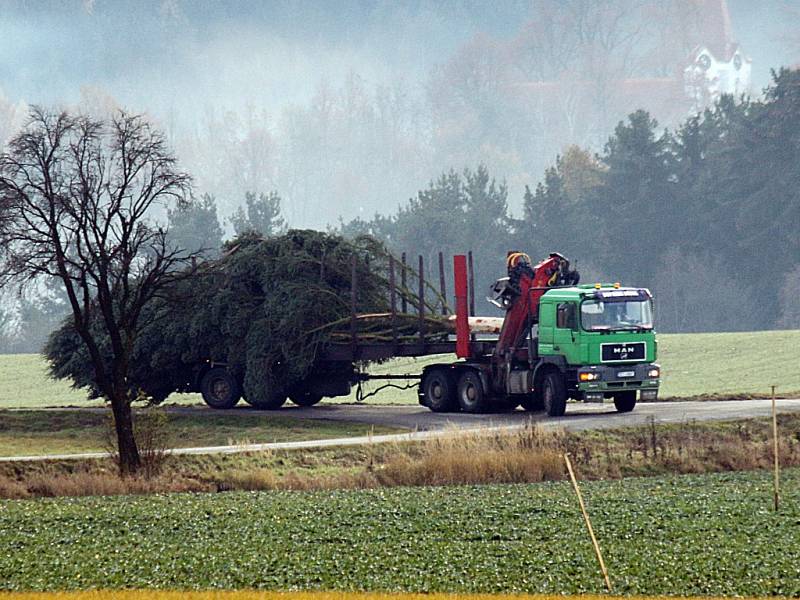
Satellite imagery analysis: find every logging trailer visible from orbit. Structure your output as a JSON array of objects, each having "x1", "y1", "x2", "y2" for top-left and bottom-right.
[{"x1": 199, "y1": 251, "x2": 660, "y2": 415}]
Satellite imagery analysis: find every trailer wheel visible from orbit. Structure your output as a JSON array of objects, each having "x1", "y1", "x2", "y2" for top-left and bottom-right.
[
  {"x1": 614, "y1": 391, "x2": 637, "y2": 413},
  {"x1": 200, "y1": 368, "x2": 241, "y2": 409},
  {"x1": 457, "y1": 370, "x2": 488, "y2": 413},
  {"x1": 244, "y1": 393, "x2": 287, "y2": 410},
  {"x1": 542, "y1": 371, "x2": 567, "y2": 417},
  {"x1": 289, "y1": 392, "x2": 323, "y2": 407},
  {"x1": 421, "y1": 369, "x2": 457, "y2": 412}
]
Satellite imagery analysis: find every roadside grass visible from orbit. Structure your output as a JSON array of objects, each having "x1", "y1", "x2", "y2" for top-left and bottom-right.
[
  {"x1": 1, "y1": 469, "x2": 799, "y2": 595},
  {"x1": 2, "y1": 414, "x2": 799, "y2": 499},
  {"x1": 2, "y1": 329, "x2": 799, "y2": 409},
  {"x1": 0, "y1": 410, "x2": 401, "y2": 457},
  {"x1": 0, "y1": 354, "x2": 93, "y2": 408},
  {"x1": 657, "y1": 329, "x2": 800, "y2": 397}
]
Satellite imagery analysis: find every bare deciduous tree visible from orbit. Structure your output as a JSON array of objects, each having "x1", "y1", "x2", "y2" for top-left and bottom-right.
[{"x1": 0, "y1": 107, "x2": 191, "y2": 475}]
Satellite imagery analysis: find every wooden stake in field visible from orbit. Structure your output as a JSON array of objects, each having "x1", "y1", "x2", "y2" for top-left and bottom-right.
[
  {"x1": 564, "y1": 453, "x2": 612, "y2": 592},
  {"x1": 771, "y1": 385, "x2": 780, "y2": 512}
]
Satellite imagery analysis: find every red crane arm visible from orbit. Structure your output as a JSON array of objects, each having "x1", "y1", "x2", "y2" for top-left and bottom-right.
[{"x1": 494, "y1": 252, "x2": 574, "y2": 357}]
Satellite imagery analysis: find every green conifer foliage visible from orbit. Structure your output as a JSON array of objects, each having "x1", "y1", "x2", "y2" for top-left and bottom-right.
[{"x1": 45, "y1": 230, "x2": 441, "y2": 404}]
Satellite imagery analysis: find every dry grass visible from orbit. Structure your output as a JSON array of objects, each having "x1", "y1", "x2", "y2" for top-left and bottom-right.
[
  {"x1": 1, "y1": 468, "x2": 212, "y2": 499},
  {"x1": 0, "y1": 475, "x2": 29, "y2": 499},
  {"x1": 104, "y1": 407, "x2": 175, "y2": 479},
  {"x1": 374, "y1": 425, "x2": 564, "y2": 487},
  {"x1": 215, "y1": 468, "x2": 278, "y2": 491},
  {"x1": 2, "y1": 415, "x2": 799, "y2": 500}
]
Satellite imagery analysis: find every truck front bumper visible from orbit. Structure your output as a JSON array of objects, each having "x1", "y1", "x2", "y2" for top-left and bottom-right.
[{"x1": 577, "y1": 363, "x2": 660, "y2": 401}]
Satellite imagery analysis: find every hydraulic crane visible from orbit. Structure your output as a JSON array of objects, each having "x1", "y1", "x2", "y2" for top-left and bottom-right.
[{"x1": 420, "y1": 250, "x2": 658, "y2": 415}]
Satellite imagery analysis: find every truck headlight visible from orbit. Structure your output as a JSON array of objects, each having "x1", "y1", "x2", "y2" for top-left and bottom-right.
[
  {"x1": 579, "y1": 372, "x2": 600, "y2": 381},
  {"x1": 647, "y1": 368, "x2": 660, "y2": 378}
]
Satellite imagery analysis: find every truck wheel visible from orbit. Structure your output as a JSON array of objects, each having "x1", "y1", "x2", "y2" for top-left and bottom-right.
[
  {"x1": 289, "y1": 392, "x2": 323, "y2": 407},
  {"x1": 421, "y1": 369, "x2": 457, "y2": 412},
  {"x1": 200, "y1": 368, "x2": 241, "y2": 409},
  {"x1": 457, "y1": 370, "x2": 488, "y2": 413},
  {"x1": 521, "y1": 393, "x2": 544, "y2": 412},
  {"x1": 542, "y1": 371, "x2": 567, "y2": 417},
  {"x1": 614, "y1": 391, "x2": 637, "y2": 413}
]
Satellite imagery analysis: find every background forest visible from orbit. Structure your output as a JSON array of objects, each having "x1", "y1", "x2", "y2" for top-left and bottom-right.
[{"x1": 0, "y1": 1, "x2": 798, "y2": 350}]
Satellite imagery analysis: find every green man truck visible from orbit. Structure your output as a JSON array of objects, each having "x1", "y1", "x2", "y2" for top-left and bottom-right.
[{"x1": 417, "y1": 252, "x2": 660, "y2": 415}]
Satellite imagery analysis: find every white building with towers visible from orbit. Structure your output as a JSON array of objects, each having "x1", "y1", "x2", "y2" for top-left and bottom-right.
[{"x1": 683, "y1": 0, "x2": 752, "y2": 111}]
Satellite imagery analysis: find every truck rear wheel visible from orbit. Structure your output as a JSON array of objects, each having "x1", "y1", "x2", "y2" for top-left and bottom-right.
[
  {"x1": 521, "y1": 393, "x2": 544, "y2": 412},
  {"x1": 200, "y1": 368, "x2": 241, "y2": 409},
  {"x1": 421, "y1": 369, "x2": 457, "y2": 412},
  {"x1": 457, "y1": 370, "x2": 488, "y2": 413},
  {"x1": 614, "y1": 391, "x2": 637, "y2": 413},
  {"x1": 289, "y1": 391, "x2": 323, "y2": 407},
  {"x1": 542, "y1": 371, "x2": 567, "y2": 417}
]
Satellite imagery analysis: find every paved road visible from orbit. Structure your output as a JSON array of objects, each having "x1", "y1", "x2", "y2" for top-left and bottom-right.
[
  {"x1": 3, "y1": 399, "x2": 799, "y2": 462},
  {"x1": 194, "y1": 398, "x2": 800, "y2": 432}
]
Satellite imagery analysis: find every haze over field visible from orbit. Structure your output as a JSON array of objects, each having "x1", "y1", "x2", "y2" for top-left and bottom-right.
[{"x1": 1, "y1": 0, "x2": 799, "y2": 225}]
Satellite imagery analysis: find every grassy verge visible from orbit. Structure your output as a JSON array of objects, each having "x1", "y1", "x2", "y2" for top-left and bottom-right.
[
  {"x1": 0, "y1": 410, "x2": 402, "y2": 457},
  {"x1": 2, "y1": 414, "x2": 799, "y2": 499},
  {"x1": 1, "y1": 469, "x2": 799, "y2": 594}
]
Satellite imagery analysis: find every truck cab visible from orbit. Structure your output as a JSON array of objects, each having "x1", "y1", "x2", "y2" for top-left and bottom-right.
[{"x1": 537, "y1": 284, "x2": 660, "y2": 410}]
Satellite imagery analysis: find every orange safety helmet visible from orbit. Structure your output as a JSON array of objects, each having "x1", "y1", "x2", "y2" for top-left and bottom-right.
[{"x1": 506, "y1": 251, "x2": 531, "y2": 269}]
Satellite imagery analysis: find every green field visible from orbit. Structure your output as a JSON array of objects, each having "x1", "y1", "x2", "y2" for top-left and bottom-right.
[
  {"x1": 1, "y1": 469, "x2": 798, "y2": 594},
  {"x1": 0, "y1": 410, "x2": 401, "y2": 457},
  {"x1": 1, "y1": 329, "x2": 798, "y2": 408}
]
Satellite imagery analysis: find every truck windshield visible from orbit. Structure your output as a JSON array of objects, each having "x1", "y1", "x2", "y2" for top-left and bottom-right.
[{"x1": 580, "y1": 299, "x2": 653, "y2": 331}]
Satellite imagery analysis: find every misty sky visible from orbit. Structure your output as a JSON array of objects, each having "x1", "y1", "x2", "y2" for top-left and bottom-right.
[
  {"x1": 4, "y1": 1, "x2": 797, "y2": 115},
  {"x1": 1, "y1": 1, "x2": 529, "y2": 116},
  {"x1": 2, "y1": 0, "x2": 800, "y2": 226}
]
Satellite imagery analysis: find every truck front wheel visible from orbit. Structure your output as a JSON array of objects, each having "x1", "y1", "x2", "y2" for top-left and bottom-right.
[
  {"x1": 200, "y1": 368, "x2": 241, "y2": 409},
  {"x1": 422, "y1": 369, "x2": 457, "y2": 412},
  {"x1": 457, "y1": 370, "x2": 488, "y2": 413},
  {"x1": 614, "y1": 391, "x2": 637, "y2": 413},
  {"x1": 542, "y1": 371, "x2": 567, "y2": 417}
]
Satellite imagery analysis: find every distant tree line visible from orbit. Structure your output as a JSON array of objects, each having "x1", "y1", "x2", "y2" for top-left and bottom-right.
[
  {"x1": 1, "y1": 69, "x2": 797, "y2": 353},
  {"x1": 340, "y1": 69, "x2": 800, "y2": 333}
]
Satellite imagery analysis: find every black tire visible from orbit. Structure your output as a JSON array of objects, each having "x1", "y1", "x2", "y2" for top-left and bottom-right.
[
  {"x1": 200, "y1": 368, "x2": 241, "y2": 409},
  {"x1": 521, "y1": 393, "x2": 544, "y2": 412},
  {"x1": 244, "y1": 392, "x2": 287, "y2": 410},
  {"x1": 541, "y1": 371, "x2": 567, "y2": 417},
  {"x1": 456, "y1": 370, "x2": 488, "y2": 413},
  {"x1": 289, "y1": 391, "x2": 323, "y2": 407},
  {"x1": 614, "y1": 391, "x2": 637, "y2": 413},
  {"x1": 421, "y1": 369, "x2": 457, "y2": 412}
]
